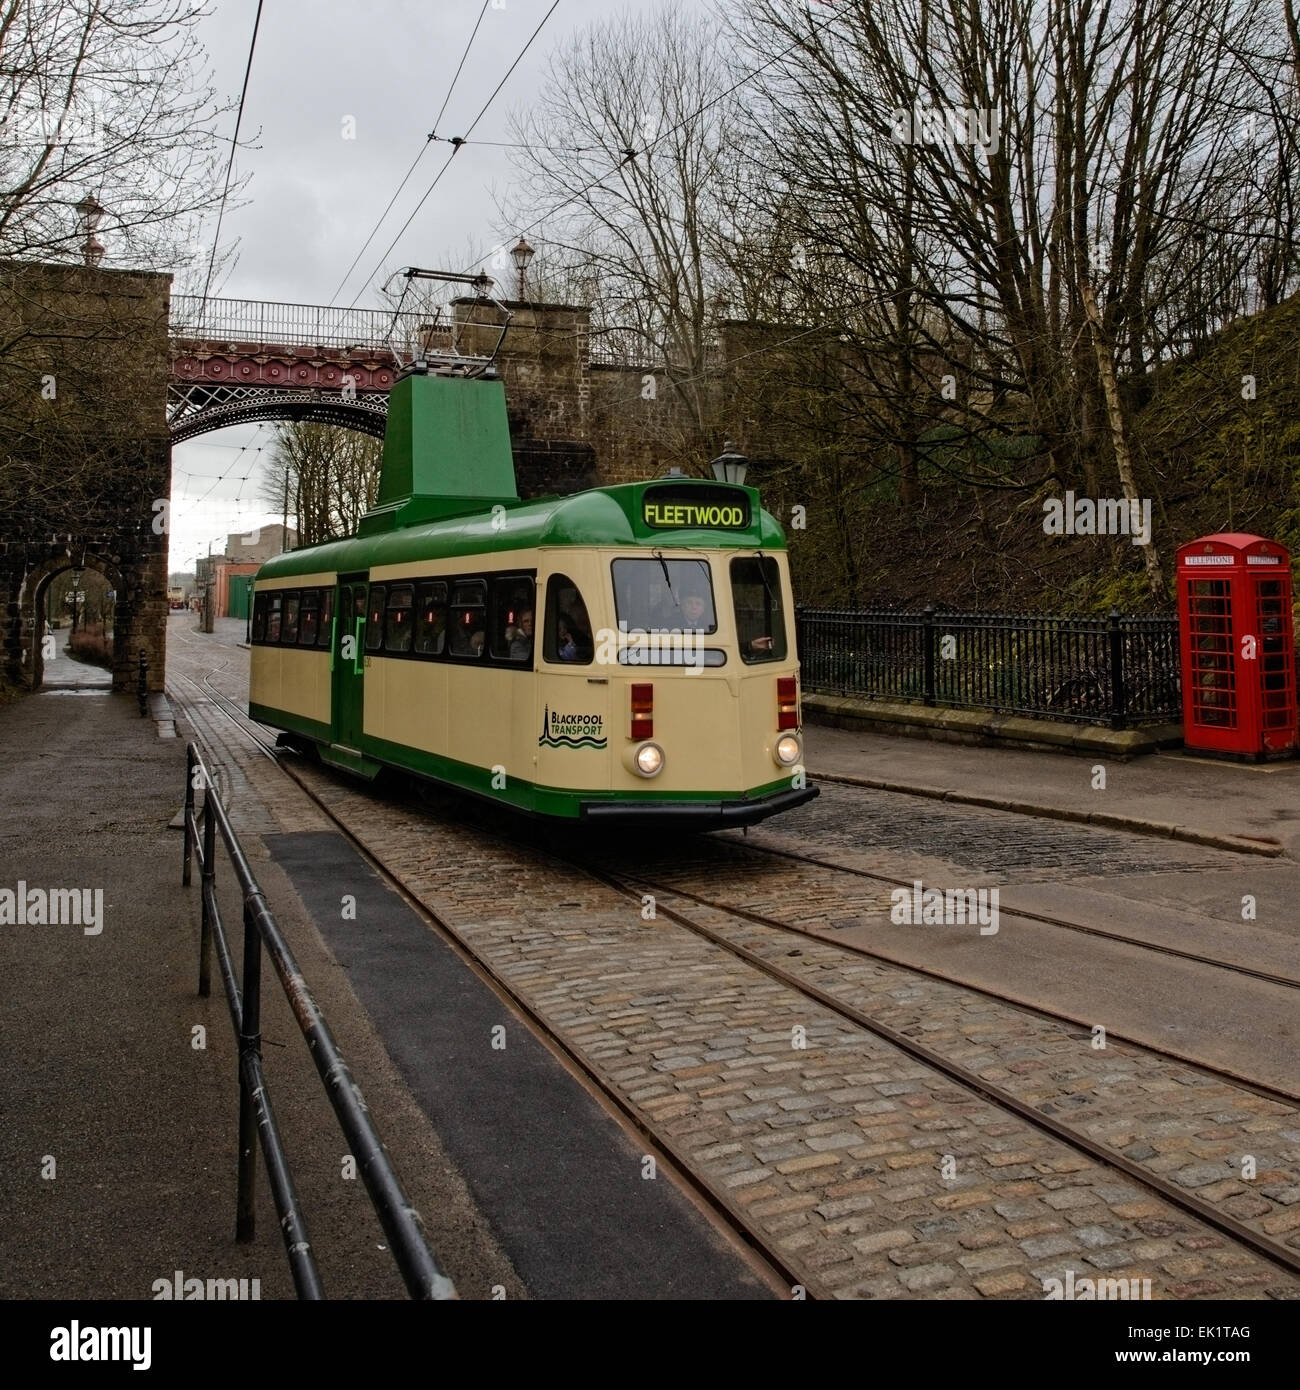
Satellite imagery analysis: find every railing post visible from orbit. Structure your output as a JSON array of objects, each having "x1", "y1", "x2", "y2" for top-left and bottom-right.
[
  {"x1": 922, "y1": 604, "x2": 937, "y2": 706},
  {"x1": 182, "y1": 746, "x2": 195, "y2": 887},
  {"x1": 236, "y1": 898, "x2": 263, "y2": 1243},
  {"x1": 199, "y1": 789, "x2": 215, "y2": 998},
  {"x1": 137, "y1": 648, "x2": 148, "y2": 716},
  {"x1": 1108, "y1": 608, "x2": 1127, "y2": 730}
]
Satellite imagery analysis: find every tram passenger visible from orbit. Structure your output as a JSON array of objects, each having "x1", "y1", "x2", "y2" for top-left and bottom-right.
[{"x1": 509, "y1": 609, "x2": 534, "y2": 661}]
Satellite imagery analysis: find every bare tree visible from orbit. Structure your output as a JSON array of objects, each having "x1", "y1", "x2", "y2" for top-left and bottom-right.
[
  {"x1": 730, "y1": 0, "x2": 1295, "y2": 520},
  {"x1": 0, "y1": 0, "x2": 236, "y2": 273},
  {"x1": 261, "y1": 422, "x2": 382, "y2": 547},
  {"x1": 504, "y1": 2, "x2": 741, "y2": 436}
]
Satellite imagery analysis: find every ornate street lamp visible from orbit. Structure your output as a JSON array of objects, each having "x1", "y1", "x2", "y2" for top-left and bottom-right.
[
  {"x1": 76, "y1": 194, "x2": 105, "y2": 266},
  {"x1": 68, "y1": 567, "x2": 84, "y2": 634},
  {"x1": 710, "y1": 439, "x2": 748, "y2": 486},
  {"x1": 511, "y1": 236, "x2": 535, "y2": 300}
]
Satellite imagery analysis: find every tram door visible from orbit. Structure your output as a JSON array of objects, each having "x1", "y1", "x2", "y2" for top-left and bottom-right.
[{"x1": 333, "y1": 573, "x2": 368, "y2": 750}]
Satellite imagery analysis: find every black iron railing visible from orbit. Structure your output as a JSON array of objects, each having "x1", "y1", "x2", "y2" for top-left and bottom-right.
[
  {"x1": 182, "y1": 743, "x2": 456, "y2": 1300},
  {"x1": 796, "y1": 605, "x2": 1181, "y2": 729}
]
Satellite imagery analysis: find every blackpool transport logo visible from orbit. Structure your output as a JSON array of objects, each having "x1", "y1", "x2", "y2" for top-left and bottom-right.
[{"x1": 538, "y1": 704, "x2": 607, "y2": 751}]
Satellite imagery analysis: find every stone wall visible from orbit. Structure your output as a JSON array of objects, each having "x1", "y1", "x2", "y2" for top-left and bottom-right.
[
  {"x1": 0, "y1": 260, "x2": 172, "y2": 691},
  {"x1": 453, "y1": 297, "x2": 737, "y2": 492}
]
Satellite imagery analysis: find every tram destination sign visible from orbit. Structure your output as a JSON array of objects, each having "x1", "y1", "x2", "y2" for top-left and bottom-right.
[{"x1": 641, "y1": 485, "x2": 751, "y2": 531}]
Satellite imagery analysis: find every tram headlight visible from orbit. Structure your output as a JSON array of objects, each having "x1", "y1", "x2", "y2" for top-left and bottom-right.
[
  {"x1": 774, "y1": 733, "x2": 802, "y2": 766},
  {"x1": 632, "y1": 742, "x2": 665, "y2": 778}
]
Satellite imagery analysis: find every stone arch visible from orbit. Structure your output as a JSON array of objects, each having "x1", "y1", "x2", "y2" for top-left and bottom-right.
[{"x1": 19, "y1": 551, "x2": 130, "y2": 691}]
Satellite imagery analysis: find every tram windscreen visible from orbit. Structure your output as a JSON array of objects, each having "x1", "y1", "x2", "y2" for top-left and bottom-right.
[
  {"x1": 612, "y1": 558, "x2": 716, "y2": 633},
  {"x1": 730, "y1": 556, "x2": 787, "y2": 662}
]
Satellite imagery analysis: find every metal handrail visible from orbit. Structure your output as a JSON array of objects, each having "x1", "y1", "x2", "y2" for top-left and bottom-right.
[
  {"x1": 169, "y1": 295, "x2": 429, "y2": 353},
  {"x1": 182, "y1": 742, "x2": 456, "y2": 1300}
]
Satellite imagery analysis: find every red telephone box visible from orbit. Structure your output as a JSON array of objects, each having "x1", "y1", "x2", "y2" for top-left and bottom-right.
[{"x1": 1176, "y1": 533, "x2": 1297, "y2": 758}]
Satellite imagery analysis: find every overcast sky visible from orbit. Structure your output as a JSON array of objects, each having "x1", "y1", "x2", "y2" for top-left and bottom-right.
[{"x1": 170, "y1": 0, "x2": 670, "y2": 572}]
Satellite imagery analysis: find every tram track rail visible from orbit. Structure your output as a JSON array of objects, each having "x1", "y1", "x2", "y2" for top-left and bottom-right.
[
  {"x1": 728, "y1": 835, "x2": 1300, "y2": 995},
  {"x1": 167, "y1": 667, "x2": 809, "y2": 1299},
  {"x1": 168, "y1": 665, "x2": 1300, "y2": 1293},
  {"x1": 578, "y1": 862, "x2": 1300, "y2": 1282},
  {"x1": 602, "y1": 862, "x2": 1300, "y2": 1116}
]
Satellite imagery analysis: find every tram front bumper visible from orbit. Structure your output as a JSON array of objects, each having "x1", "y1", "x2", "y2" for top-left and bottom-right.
[{"x1": 579, "y1": 784, "x2": 818, "y2": 828}]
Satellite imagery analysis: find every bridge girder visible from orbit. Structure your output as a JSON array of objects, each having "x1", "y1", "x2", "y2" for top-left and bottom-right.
[{"x1": 167, "y1": 382, "x2": 389, "y2": 442}]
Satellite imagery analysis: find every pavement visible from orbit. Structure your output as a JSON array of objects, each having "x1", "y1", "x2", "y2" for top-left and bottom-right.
[
  {"x1": 804, "y1": 722, "x2": 1300, "y2": 858},
  {"x1": 0, "y1": 684, "x2": 524, "y2": 1301},
  {"x1": 41, "y1": 625, "x2": 111, "y2": 690}
]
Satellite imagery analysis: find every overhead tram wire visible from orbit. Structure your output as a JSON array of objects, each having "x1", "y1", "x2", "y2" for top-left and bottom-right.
[
  {"x1": 196, "y1": 0, "x2": 265, "y2": 333},
  {"x1": 452, "y1": 0, "x2": 852, "y2": 279},
  {"x1": 347, "y1": 0, "x2": 562, "y2": 310},
  {"x1": 329, "y1": 0, "x2": 493, "y2": 305},
  {"x1": 174, "y1": 426, "x2": 268, "y2": 513}
]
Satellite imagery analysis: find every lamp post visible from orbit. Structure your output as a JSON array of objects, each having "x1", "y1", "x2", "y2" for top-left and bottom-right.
[
  {"x1": 709, "y1": 440, "x2": 748, "y2": 486},
  {"x1": 511, "y1": 236, "x2": 534, "y2": 300},
  {"x1": 68, "y1": 568, "x2": 84, "y2": 635},
  {"x1": 202, "y1": 534, "x2": 224, "y2": 634},
  {"x1": 76, "y1": 194, "x2": 105, "y2": 267}
]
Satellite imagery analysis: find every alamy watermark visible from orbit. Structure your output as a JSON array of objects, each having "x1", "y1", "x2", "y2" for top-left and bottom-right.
[
  {"x1": 0, "y1": 882, "x2": 103, "y2": 934},
  {"x1": 890, "y1": 879, "x2": 999, "y2": 935},
  {"x1": 152, "y1": 1269, "x2": 261, "y2": 1300},
  {"x1": 1043, "y1": 1269, "x2": 1152, "y2": 1300},
  {"x1": 1043, "y1": 491, "x2": 1151, "y2": 546},
  {"x1": 50, "y1": 1323, "x2": 150, "y2": 1370},
  {"x1": 594, "y1": 622, "x2": 705, "y2": 675},
  {"x1": 9, "y1": 103, "x2": 104, "y2": 153},
  {"x1": 890, "y1": 103, "x2": 1000, "y2": 155}
]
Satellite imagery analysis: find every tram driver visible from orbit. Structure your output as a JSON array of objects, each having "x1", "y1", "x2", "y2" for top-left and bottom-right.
[{"x1": 679, "y1": 591, "x2": 709, "y2": 630}]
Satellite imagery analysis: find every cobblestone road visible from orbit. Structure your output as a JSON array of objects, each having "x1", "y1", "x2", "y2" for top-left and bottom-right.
[
  {"x1": 166, "y1": 629, "x2": 1300, "y2": 1299},
  {"x1": 769, "y1": 781, "x2": 1235, "y2": 882}
]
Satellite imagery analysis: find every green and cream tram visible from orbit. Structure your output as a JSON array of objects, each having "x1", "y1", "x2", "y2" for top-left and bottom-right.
[{"x1": 248, "y1": 368, "x2": 816, "y2": 827}]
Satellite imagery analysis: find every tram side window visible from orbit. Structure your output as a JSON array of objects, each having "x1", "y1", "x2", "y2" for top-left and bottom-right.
[
  {"x1": 386, "y1": 584, "x2": 414, "y2": 653},
  {"x1": 414, "y1": 581, "x2": 448, "y2": 656},
  {"x1": 317, "y1": 586, "x2": 334, "y2": 648},
  {"x1": 252, "y1": 593, "x2": 268, "y2": 643},
  {"x1": 491, "y1": 576, "x2": 535, "y2": 663},
  {"x1": 299, "y1": 590, "x2": 320, "y2": 646},
  {"x1": 543, "y1": 574, "x2": 594, "y2": 664},
  {"x1": 365, "y1": 587, "x2": 386, "y2": 651},
  {"x1": 730, "y1": 556, "x2": 786, "y2": 663},
  {"x1": 266, "y1": 593, "x2": 283, "y2": 643},
  {"x1": 282, "y1": 591, "x2": 301, "y2": 645},
  {"x1": 449, "y1": 581, "x2": 487, "y2": 657}
]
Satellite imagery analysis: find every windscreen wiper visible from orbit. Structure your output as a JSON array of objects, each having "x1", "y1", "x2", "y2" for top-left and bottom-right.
[
  {"x1": 653, "y1": 549, "x2": 677, "y2": 608},
  {"x1": 754, "y1": 550, "x2": 779, "y2": 608}
]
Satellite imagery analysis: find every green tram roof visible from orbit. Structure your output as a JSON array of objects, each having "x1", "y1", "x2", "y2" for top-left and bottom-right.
[{"x1": 254, "y1": 477, "x2": 787, "y2": 582}]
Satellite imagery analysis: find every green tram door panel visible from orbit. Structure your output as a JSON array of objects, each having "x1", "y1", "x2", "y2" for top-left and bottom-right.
[{"x1": 332, "y1": 574, "x2": 368, "y2": 756}]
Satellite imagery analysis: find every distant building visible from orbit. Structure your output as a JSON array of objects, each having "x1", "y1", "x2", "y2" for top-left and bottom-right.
[
  {"x1": 223, "y1": 523, "x2": 297, "y2": 563},
  {"x1": 195, "y1": 525, "x2": 298, "y2": 619}
]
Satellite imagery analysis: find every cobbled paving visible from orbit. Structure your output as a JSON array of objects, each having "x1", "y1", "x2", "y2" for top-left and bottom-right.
[
  {"x1": 774, "y1": 781, "x2": 1236, "y2": 882},
  {"x1": 167, "y1": 651, "x2": 1300, "y2": 1300}
]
